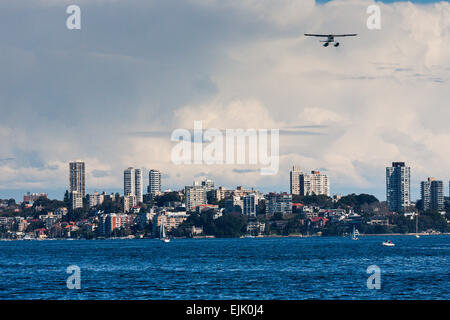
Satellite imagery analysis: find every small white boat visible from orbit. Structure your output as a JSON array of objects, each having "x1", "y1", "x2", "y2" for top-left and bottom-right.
[
  {"x1": 160, "y1": 220, "x2": 170, "y2": 243},
  {"x1": 382, "y1": 240, "x2": 395, "y2": 247},
  {"x1": 351, "y1": 225, "x2": 359, "y2": 240}
]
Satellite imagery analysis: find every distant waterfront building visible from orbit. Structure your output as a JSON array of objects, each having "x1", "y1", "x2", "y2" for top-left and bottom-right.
[
  {"x1": 153, "y1": 212, "x2": 188, "y2": 232},
  {"x1": 201, "y1": 179, "x2": 215, "y2": 192},
  {"x1": 246, "y1": 221, "x2": 265, "y2": 234},
  {"x1": 70, "y1": 191, "x2": 83, "y2": 210},
  {"x1": 290, "y1": 166, "x2": 330, "y2": 196},
  {"x1": 124, "y1": 195, "x2": 137, "y2": 213},
  {"x1": 243, "y1": 194, "x2": 257, "y2": 217},
  {"x1": 266, "y1": 193, "x2": 292, "y2": 216},
  {"x1": 214, "y1": 186, "x2": 259, "y2": 201},
  {"x1": 185, "y1": 182, "x2": 207, "y2": 212},
  {"x1": 135, "y1": 168, "x2": 143, "y2": 202},
  {"x1": 386, "y1": 162, "x2": 411, "y2": 212},
  {"x1": 23, "y1": 192, "x2": 48, "y2": 203},
  {"x1": 290, "y1": 166, "x2": 302, "y2": 195},
  {"x1": 302, "y1": 170, "x2": 330, "y2": 196},
  {"x1": 225, "y1": 195, "x2": 243, "y2": 213},
  {"x1": 147, "y1": 169, "x2": 161, "y2": 198},
  {"x1": 421, "y1": 178, "x2": 444, "y2": 211},
  {"x1": 99, "y1": 213, "x2": 133, "y2": 235},
  {"x1": 69, "y1": 161, "x2": 85, "y2": 198},
  {"x1": 88, "y1": 191, "x2": 105, "y2": 208},
  {"x1": 124, "y1": 167, "x2": 143, "y2": 203}
]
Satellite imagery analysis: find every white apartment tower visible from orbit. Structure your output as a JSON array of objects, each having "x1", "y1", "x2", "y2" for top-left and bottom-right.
[
  {"x1": 303, "y1": 170, "x2": 330, "y2": 197},
  {"x1": 147, "y1": 169, "x2": 162, "y2": 198},
  {"x1": 243, "y1": 194, "x2": 257, "y2": 217},
  {"x1": 201, "y1": 179, "x2": 215, "y2": 192},
  {"x1": 70, "y1": 191, "x2": 83, "y2": 210},
  {"x1": 290, "y1": 166, "x2": 302, "y2": 195},
  {"x1": 290, "y1": 166, "x2": 330, "y2": 197},
  {"x1": 124, "y1": 167, "x2": 143, "y2": 203},
  {"x1": 185, "y1": 182, "x2": 207, "y2": 212}
]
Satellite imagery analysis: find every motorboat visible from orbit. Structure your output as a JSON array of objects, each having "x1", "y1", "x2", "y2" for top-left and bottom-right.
[{"x1": 382, "y1": 240, "x2": 395, "y2": 247}]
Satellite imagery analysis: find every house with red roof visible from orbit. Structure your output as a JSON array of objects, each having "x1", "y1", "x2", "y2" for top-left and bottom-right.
[{"x1": 307, "y1": 217, "x2": 328, "y2": 228}]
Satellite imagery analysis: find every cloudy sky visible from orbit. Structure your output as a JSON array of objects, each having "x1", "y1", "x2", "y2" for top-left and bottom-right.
[{"x1": 0, "y1": 0, "x2": 449, "y2": 201}]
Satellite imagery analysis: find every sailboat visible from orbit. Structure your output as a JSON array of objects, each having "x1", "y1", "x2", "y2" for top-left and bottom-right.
[
  {"x1": 160, "y1": 219, "x2": 170, "y2": 243},
  {"x1": 351, "y1": 225, "x2": 359, "y2": 240},
  {"x1": 415, "y1": 214, "x2": 420, "y2": 238}
]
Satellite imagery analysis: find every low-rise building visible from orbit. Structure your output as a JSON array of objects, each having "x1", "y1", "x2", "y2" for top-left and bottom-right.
[
  {"x1": 246, "y1": 221, "x2": 265, "y2": 234},
  {"x1": 307, "y1": 217, "x2": 328, "y2": 228},
  {"x1": 368, "y1": 216, "x2": 389, "y2": 226},
  {"x1": 265, "y1": 193, "x2": 292, "y2": 216},
  {"x1": 153, "y1": 211, "x2": 188, "y2": 232},
  {"x1": 191, "y1": 226, "x2": 203, "y2": 236}
]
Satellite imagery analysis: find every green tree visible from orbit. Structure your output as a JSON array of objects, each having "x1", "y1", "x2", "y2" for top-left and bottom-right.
[
  {"x1": 154, "y1": 192, "x2": 181, "y2": 207},
  {"x1": 292, "y1": 194, "x2": 332, "y2": 207},
  {"x1": 338, "y1": 193, "x2": 379, "y2": 211},
  {"x1": 213, "y1": 213, "x2": 247, "y2": 237}
]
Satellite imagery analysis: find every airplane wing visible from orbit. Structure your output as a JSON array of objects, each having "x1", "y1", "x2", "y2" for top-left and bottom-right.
[
  {"x1": 304, "y1": 34, "x2": 357, "y2": 37},
  {"x1": 333, "y1": 34, "x2": 357, "y2": 37},
  {"x1": 304, "y1": 34, "x2": 330, "y2": 37}
]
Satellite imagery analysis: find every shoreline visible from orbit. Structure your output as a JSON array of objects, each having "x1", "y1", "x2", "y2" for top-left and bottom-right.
[{"x1": 1, "y1": 232, "x2": 448, "y2": 241}]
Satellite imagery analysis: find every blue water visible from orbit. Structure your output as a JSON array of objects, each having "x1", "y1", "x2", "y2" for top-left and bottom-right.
[{"x1": 0, "y1": 236, "x2": 448, "y2": 300}]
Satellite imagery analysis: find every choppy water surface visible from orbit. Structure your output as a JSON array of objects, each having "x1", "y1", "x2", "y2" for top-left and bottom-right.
[{"x1": 0, "y1": 236, "x2": 448, "y2": 299}]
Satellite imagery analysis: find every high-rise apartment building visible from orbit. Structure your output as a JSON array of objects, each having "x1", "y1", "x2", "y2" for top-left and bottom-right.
[
  {"x1": 147, "y1": 169, "x2": 161, "y2": 198},
  {"x1": 124, "y1": 167, "x2": 143, "y2": 203},
  {"x1": 69, "y1": 161, "x2": 85, "y2": 198},
  {"x1": 185, "y1": 182, "x2": 207, "y2": 212},
  {"x1": 386, "y1": 162, "x2": 411, "y2": 212},
  {"x1": 243, "y1": 194, "x2": 257, "y2": 217},
  {"x1": 290, "y1": 166, "x2": 330, "y2": 196},
  {"x1": 290, "y1": 166, "x2": 302, "y2": 195},
  {"x1": 421, "y1": 178, "x2": 444, "y2": 211},
  {"x1": 303, "y1": 170, "x2": 330, "y2": 196},
  {"x1": 201, "y1": 179, "x2": 215, "y2": 192}
]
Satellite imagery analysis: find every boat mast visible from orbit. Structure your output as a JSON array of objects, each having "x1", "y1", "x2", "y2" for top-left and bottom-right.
[
  {"x1": 160, "y1": 219, "x2": 166, "y2": 239},
  {"x1": 416, "y1": 213, "x2": 418, "y2": 234}
]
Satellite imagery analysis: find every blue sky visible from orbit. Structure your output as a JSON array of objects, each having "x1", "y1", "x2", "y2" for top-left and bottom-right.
[{"x1": 0, "y1": 0, "x2": 449, "y2": 202}]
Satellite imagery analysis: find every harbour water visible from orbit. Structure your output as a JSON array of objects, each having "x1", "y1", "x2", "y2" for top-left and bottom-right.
[{"x1": 0, "y1": 235, "x2": 448, "y2": 300}]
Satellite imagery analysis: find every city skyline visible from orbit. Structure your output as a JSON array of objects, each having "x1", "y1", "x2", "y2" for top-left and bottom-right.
[
  {"x1": 3, "y1": 160, "x2": 450, "y2": 206},
  {"x1": 1, "y1": 0, "x2": 449, "y2": 202}
]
